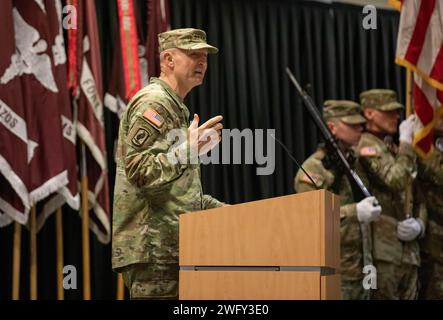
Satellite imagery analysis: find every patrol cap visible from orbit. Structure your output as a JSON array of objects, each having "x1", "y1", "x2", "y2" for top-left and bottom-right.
[
  {"x1": 158, "y1": 28, "x2": 218, "y2": 54},
  {"x1": 360, "y1": 89, "x2": 404, "y2": 111},
  {"x1": 323, "y1": 100, "x2": 366, "y2": 125}
]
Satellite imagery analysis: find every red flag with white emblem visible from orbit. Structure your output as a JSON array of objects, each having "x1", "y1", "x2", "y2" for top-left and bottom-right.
[
  {"x1": 69, "y1": 0, "x2": 110, "y2": 243},
  {"x1": 37, "y1": 0, "x2": 80, "y2": 229},
  {"x1": 0, "y1": 0, "x2": 29, "y2": 227},
  {"x1": 1, "y1": 0, "x2": 69, "y2": 226}
]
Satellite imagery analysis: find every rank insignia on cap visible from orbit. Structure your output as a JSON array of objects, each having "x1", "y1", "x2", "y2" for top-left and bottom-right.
[
  {"x1": 131, "y1": 128, "x2": 151, "y2": 147},
  {"x1": 143, "y1": 109, "x2": 164, "y2": 129},
  {"x1": 360, "y1": 146, "x2": 377, "y2": 157}
]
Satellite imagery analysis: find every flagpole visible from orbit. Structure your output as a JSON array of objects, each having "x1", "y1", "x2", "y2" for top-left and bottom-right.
[
  {"x1": 55, "y1": 207, "x2": 64, "y2": 300},
  {"x1": 12, "y1": 221, "x2": 21, "y2": 300},
  {"x1": 406, "y1": 69, "x2": 413, "y2": 117},
  {"x1": 404, "y1": 68, "x2": 413, "y2": 219},
  {"x1": 81, "y1": 141, "x2": 91, "y2": 300},
  {"x1": 30, "y1": 206, "x2": 37, "y2": 300},
  {"x1": 116, "y1": 273, "x2": 125, "y2": 300}
]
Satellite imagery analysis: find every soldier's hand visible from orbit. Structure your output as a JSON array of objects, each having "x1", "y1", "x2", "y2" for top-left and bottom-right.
[
  {"x1": 399, "y1": 114, "x2": 417, "y2": 145},
  {"x1": 356, "y1": 196, "x2": 381, "y2": 224},
  {"x1": 397, "y1": 217, "x2": 423, "y2": 241},
  {"x1": 188, "y1": 114, "x2": 223, "y2": 156}
]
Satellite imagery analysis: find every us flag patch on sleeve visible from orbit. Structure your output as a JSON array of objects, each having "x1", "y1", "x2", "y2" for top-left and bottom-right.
[
  {"x1": 360, "y1": 146, "x2": 377, "y2": 157},
  {"x1": 143, "y1": 108, "x2": 164, "y2": 129}
]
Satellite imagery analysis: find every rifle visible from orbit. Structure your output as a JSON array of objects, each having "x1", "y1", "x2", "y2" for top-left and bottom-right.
[{"x1": 286, "y1": 67, "x2": 373, "y2": 298}]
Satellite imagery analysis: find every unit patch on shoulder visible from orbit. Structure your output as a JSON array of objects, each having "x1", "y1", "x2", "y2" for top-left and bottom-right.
[
  {"x1": 143, "y1": 108, "x2": 164, "y2": 129},
  {"x1": 131, "y1": 128, "x2": 151, "y2": 147},
  {"x1": 360, "y1": 146, "x2": 377, "y2": 157}
]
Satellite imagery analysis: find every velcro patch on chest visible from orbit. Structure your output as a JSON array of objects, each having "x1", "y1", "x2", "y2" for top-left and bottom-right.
[
  {"x1": 143, "y1": 108, "x2": 164, "y2": 129},
  {"x1": 360, "y1": 146, "x2": 378, "y2": 157}
]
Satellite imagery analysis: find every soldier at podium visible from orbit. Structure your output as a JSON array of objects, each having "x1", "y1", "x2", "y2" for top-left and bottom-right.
[
  {"x1": 294, "y1": 100, "x2": 381, "y2": 300},
  {"x1": 111, "y1": 28, "x2": 225, "y2": 299}
]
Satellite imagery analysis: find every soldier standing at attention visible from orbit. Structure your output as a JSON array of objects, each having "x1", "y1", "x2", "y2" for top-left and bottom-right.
[
  {"x1": 294, "y1": 100, "x2": 381, "y2": 300},
  {"x1": 418, "y1": 118, "x2": 443, "y2": 299},
  {"x1": 356, "y1": 89, "x2": 424, "y2": 300},
  {"x1": 112, "y1": 28, "x2": 225, "y2": 299}
]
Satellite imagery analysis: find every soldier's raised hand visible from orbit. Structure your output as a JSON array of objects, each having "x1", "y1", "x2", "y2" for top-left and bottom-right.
[
  {"x1": 188, "y1": 114, "x2": 223, "y2": 156},
  {"x1": 399, "y1": 114, "x2": 417, "y2": 145},
  {"x1": 356, "y1": 196, "x2": 381, "y2": 224}
]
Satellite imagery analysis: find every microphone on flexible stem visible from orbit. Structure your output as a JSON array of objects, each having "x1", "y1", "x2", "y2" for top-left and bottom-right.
[{"x1": 269, "y1": 133, "x2": 320, "y2": 190}]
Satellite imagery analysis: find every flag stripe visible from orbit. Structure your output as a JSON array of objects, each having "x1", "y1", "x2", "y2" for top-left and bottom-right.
[
  {"x1": 437, "y1": 88, "x2": 443, "y2": 104},
  {"x1": 413, "y1": 77, "x2": 438, "y2": 156},
  {"x1": 395, "y1": 0, "x2": 415, "y2": 59},
  {"x1": 416, "y1": 2, "x2": 443, "y2": 75},
  {"x1": 430, "y1": 44, "x2": 443, "y2": 84},
  {"x1": 414, "y1": 80, "x2": 434, "y2": 125},
  {"x1": 404, "y1": 0, "x2": 435, "y2": 65},
  {"x1": 416, "y1": 133, "x2": 433, "y2": 154}
]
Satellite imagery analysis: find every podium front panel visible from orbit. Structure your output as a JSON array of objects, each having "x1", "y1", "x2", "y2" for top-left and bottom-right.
[
  {"x1": 179, "y1": 190, "x2": 340, "y2": 268},
  {"x1": 179, "y1": 270, "x2": 340, "y2": 300}
]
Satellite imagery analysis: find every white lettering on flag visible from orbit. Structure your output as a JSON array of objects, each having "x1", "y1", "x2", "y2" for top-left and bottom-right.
[
  {"x1": 0, "y1": 99, "x2": 38, "y2": 163},
  {"x1": 61, "y1": 115, "x2": 76, "y2": 145},
  {"x1": 80, "y1": 59, "x2": 104, "y2": 126}
]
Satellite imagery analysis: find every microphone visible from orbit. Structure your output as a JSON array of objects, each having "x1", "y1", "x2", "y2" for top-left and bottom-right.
[{"x1": 269, "y1": 133, "x2": 320, "y2": 189}]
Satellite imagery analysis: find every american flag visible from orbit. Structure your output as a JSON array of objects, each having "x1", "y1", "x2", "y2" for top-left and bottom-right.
[{"x1": 395, "y1": 0, "x2": 443, "y2": 157}]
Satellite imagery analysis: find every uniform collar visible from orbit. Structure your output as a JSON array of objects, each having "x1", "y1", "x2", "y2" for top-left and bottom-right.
[
  {"x1": 365, "y1": 129, "x2": 388, "y2": 141},
  {"x1": 150, "y1": 77, "x2": 184, "y2": 103},
  {"x1": 150, "y1": 77, "x2": 190, "y2": 121}
]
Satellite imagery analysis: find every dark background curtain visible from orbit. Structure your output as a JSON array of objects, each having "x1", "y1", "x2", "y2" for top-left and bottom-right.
[
  {"x1": 0, "y1": 0, "x2": 403, "y2": 299},
  {"x1": 171, "y1": 0, "x2": 405, "y2": 203}
]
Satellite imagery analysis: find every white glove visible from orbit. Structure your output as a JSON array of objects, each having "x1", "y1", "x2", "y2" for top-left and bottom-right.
[
  {"x1": 356, "y1": 196, "x2": 381, "y2": 224},
  {"x1": 399, "y1": 114, "x2": 417, "y2": 144},
  {"x1": 397, "y1": 218, "x2": 423, "y2": 241}
]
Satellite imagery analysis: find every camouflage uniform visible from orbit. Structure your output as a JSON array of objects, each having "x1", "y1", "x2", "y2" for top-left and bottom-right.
[
  {"x1": 112, "y1": 29, "x2": 221, "y2": 299},
  {"x1": 418, "y1": 142, "x2": 443, "y2": 299},
  {"x1": 356, "y1": 89, "x2": 423, "y2": 300},
  {"x1": 294, "y1": 100, "x2": 369, "y2": 300}
]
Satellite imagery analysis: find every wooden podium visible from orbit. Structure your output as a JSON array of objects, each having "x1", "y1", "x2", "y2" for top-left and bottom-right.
[{"x1": 179, "y1": 189, "x2": 341, "y2": 300}]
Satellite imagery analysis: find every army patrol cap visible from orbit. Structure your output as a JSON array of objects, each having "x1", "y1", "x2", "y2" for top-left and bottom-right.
[
  {"x1": 323, "y1": 100, "x2": 366, "y2": 125},
  {"x1": 158, "y1": 28, "x2": 218, "y2": 54},
  {"x1": 360, "y1": 89, "x2": 404, "y2": 111}
]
